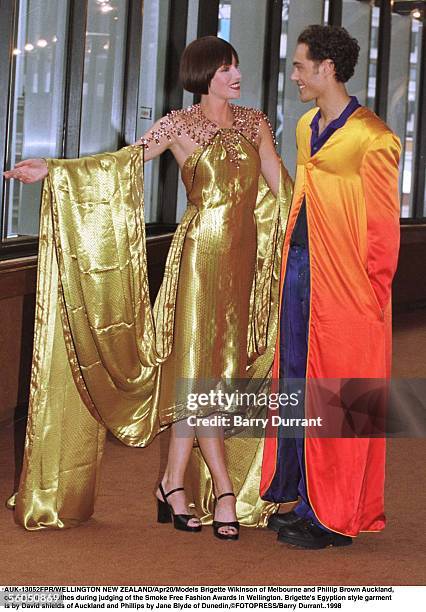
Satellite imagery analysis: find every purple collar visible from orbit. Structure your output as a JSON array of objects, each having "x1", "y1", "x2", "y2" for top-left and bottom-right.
[{"x1": 310, "y1": 96, "x2": 361, "y2": 156}]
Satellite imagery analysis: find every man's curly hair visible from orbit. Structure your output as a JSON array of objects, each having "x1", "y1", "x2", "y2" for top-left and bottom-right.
[{"x1": 297, "y1": 25, "x2": 360, "y2": 83}]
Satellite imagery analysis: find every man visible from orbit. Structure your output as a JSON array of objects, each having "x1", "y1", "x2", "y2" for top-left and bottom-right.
[{"x1": 260, "y1": 25, "x2": 401, "y2": 549}]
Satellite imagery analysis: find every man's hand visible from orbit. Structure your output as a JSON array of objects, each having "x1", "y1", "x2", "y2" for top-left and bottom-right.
[{"x1": 3, "y1": 158, "x2": 48, "y2": 183}]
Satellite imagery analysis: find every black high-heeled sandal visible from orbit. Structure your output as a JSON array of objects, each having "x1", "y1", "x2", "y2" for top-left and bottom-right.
[
  {"x1": 213, "y1": 492, "x2": 240, "y2": 541},
  {"x1": 157, "y1": 483, "x2": 202, "y2": 532}
]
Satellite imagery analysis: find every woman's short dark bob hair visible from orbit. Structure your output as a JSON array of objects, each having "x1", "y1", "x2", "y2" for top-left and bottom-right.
[{"x1": 180, "y1": 36, "x2": 239, "y2": 95}]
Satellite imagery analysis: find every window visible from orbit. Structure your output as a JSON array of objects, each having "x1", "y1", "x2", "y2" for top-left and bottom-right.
[
  {"x1": 136, "y1": 0, "x2": 171, "y2": 222},
  {"x1": 176, "y1": 0, "x2": 200, "y2": 222},
  {"x1": 275, "y1": 0, "x2": 326, "y2": 177},
  {"x1": 366, "y1": 6, "x2": 380, "y2": 110},
  {"x1": 218, "y1": 2, "x2": 231, "y2": 41},
  {"x1": 80, "y1": 0, "x2": 128, "y2": 156},
  {"x1": 342, "y1": 0, "x2": 376, "y2": 108},
  {"x1": 0, "y1": 0, "x2": 139, "y2": 260},
  {"x1": 403, "y1": 17, "x2": 423, "y2": 217},
  {"x1": 3, "y1": 0, "x2": 69, "y2": 241},
  {"x1": 382, "y1": 4, "x2": 425, "y2": 220},
  {"x1": 217, "y1": 0, "x2": 268, "y2": 110}
]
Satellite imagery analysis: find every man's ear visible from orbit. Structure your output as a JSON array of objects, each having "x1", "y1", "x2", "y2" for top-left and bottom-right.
[{"x1": 323, "y1": 59, "x2": 336, "y2": 78}]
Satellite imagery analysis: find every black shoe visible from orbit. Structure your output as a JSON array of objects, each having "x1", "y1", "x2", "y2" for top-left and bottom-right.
[
  {"x1": 277, "y1": 518, "x2": 353, "y2": 549},
  {"x1": 157, "y1": 483, "x2": 202, "y2": 532},
  {"x1": 267, "y1": 511, "x2": 302, "y2": 532},
  {"x1": 213, "y1": 492, "x2": 240, "y2": 541}
]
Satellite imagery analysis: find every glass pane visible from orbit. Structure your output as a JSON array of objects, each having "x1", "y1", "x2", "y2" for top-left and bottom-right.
[
  {"x1": 135, "y1": 0, "x2": 171, "y2": 222},
  {"x1": 276, "y1": 0, "x2": 325, "y2": 177},
  {"x1": 217, "y1": 0, "x2": 268, "y2": 109},
  {"x1": 218, "y1": 2, "x2": 231, "y2": 41},
  {"x1": 386, "y1": 11, "x2": 411, "y2": 215},
  {"x1": 276, "y1": 0, "x2": 290, "y2": 160},
  {"x1": 79, "y1": 0, "x2": 128, "y2": 156},
  {"x1": 323, "y1": 0, "x2": 329, "y2": 24},
  {"x1": 342, "y1": 0, "x2": 374, "y2": 107},
  {"x1": 3, "y1": 0, "x2": 69, "y2": 239},
  {"x1": 366, "y1": 6, "x2": 380, "y2": 110},
  {"x1": 177, "y1": 0, "x2": 201, "y2": 222},
  {"x1": 182, "y1": 0, "x2": 200, "y2": 110},
  {"x1": 402, "y1": 17, "x2": 423, "y2": 218}
]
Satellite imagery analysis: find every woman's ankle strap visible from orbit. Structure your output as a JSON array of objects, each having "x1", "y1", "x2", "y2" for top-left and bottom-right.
[
  {"x1": 217, "y1": 492, "x2": 235, "y2": 501},
  {"x1": 163, "y1": 486, "x2": 185, "y2": 498}
]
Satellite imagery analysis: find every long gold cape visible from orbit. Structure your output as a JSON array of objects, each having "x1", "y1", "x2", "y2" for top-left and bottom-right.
[{"x1": 10, "y1": 143, "x2": 292, "y2": 530}]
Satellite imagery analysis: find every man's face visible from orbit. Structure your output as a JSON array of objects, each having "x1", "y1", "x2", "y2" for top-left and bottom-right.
[{"x1": 291, "y1": 43, "x2": 327, "y2": 102}]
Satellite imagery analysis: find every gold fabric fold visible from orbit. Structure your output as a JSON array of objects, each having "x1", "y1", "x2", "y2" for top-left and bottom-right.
[
  {"x1": 13, "y1": 174, "x2": 107, "y2": 530},
  {"x1": 49, "y1": 147, "x2": 197, "y2": 445},
  {"x1": 12, "y1": 140, "x2": 292, "y2": 530}
]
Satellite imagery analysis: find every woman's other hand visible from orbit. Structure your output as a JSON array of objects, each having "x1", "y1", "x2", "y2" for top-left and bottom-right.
[{"x1": 3, "y1": 159, "x2": 48, "y2": 183}]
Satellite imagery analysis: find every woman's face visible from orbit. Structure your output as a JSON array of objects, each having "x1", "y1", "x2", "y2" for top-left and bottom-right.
[{"x1": 208, "y1": 55, "x2": 241, "y2": 100}]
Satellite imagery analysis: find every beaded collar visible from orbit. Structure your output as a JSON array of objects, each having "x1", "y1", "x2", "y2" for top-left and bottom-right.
[{"x1": 141, "y1": 104, "x2": 275, "y2": 167}]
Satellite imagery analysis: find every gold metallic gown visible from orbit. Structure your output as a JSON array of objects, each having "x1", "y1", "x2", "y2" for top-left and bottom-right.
[{"x1": 10, "y1": 106, "x2": 292, "y2": 530}]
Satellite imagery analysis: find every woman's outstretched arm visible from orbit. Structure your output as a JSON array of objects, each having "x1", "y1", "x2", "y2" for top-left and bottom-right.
[{"x1": 3, "y1": 114, "x2": 176, "y2": 184}]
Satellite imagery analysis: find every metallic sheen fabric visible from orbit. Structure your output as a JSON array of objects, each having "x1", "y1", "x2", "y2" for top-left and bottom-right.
[
  {"x1": 12, "y1": 134, "x2": 292, "y2": 530},
  {"x1": 261, "y1": 107, "x2": 401, "y2": 536}
]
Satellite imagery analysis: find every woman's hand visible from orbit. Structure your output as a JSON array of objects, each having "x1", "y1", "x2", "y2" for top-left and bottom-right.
[{"x1": 3, "y1": 158, "x2": 48, "y2": 183}]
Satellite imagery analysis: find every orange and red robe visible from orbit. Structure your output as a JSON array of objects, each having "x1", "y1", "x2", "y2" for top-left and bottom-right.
[{"x1": 261, "y1": 106, "x2": 401, "y2": 537}]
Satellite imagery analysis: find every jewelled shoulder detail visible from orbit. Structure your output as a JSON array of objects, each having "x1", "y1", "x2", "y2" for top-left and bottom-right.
[
  {"x1": 231, "y1": 105, "x2": 267, "y2": 146},
  {"x1": 140, "y1": 106, "x2": 217, "y2": 149},
  {"x1": 140, "y1": 104, "x2": 275, "y2": 165}
]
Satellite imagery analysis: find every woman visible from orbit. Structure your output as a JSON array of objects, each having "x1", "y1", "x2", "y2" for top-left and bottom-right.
[{"x1": 5, "y1": 36, "x2": 292, "y2": 537}]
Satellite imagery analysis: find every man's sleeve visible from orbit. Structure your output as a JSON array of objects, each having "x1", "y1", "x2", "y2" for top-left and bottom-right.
[{"x1": 360, "y1": 132, "x2": 401, "y2": 310}]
